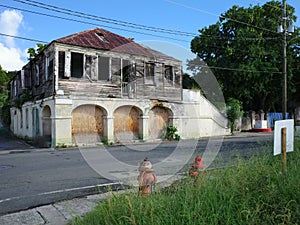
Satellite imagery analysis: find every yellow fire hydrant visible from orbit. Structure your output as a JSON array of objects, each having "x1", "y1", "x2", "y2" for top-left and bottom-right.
[{"x1": 137, "y1": 157, "x2": 157, "y2": 196}]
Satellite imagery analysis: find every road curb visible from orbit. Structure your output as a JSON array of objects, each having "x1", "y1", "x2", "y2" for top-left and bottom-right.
[{"x1": 0, "y1": 175, "x2": 183, "y2": 225}]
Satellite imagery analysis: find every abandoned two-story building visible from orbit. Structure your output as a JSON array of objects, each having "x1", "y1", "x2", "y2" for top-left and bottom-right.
[{"x1": 9, "y1": 28, "x2": 228, "y2": 147}]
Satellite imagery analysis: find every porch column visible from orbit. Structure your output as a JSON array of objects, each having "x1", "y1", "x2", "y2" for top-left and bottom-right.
[
  {"x1": 139, "y1": 115, "x2": 149, "y2": 141},
  {"x1": 104, "y1": 116, "x2": 114, "y2": 143}
]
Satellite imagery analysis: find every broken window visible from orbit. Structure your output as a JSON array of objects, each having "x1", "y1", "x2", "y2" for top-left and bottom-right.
[
  {"x1": 122, "y1": 59, "x2": 130, "y2": 83},
  {"x1": 20, "y1": 109, "x2": 23, "y2": 128},
  {"x1": 58, "y1": 51, "x2": 65, "y2": 78},
  {"x1": 145, "y1": 62, "x2": 155, "y2": 84},
  {"x1": 25, "y1": 108, "x2": 29, "y2": 129},
  {"x1": 96, "y1": 32, "x2": 109, "y2": 43},
  {"x1": 85, "y1": 55, "x2": 98, "y2": 80},
  {"x1": 98, "y1": 56, "x2": 110, "y2": 81},
  {"x1": 45, "y1": 55, "x2": 54, "y2": 81},
  {"x1": 71, "y1": 52, "x2": 83, "y2": 78},
  {"x1": 174, "y1": 68, "x2": 181, "y2": 86},
  {"x1": 35, "y1": 63, "x2": 40, "y2": 85},
  {"x1": 164, "y1": 65, "x2": 173, "y2": 83},
  {"x1": 111, "y1": 58, "x2": 121, "y2": 84}
]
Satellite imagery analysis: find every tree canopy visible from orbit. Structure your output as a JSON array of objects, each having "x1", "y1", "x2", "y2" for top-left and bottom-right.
[
  {"x1": 189, "y1": 1, "x2": 300, "y2": 113},
  {"x1": 27, "y1": 43, "x2": 48, "y2": 60}
]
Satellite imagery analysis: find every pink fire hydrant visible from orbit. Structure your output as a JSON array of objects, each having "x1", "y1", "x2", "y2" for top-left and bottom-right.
[
  {"x1": 137, "y1": 158, "x2": 157, "y2": 196},
  {"x1": 189, "y1": 155, "x2": 205, "y2": 177}
]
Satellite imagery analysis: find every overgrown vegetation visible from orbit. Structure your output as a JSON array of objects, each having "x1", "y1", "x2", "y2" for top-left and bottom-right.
[
  {"x1": 0, "y1": 66, "x2": 16, "y2": 126},
  {"x1": 70, "y1": 140, "x2": 300, "y2": 225},
  {"x1": 164, "y1": 125, "x2": 180, "y2": 141},
  {"x1": 226, "y1": 98, "x2": 243, "y2": 134},
  {"x1": 27, "y1": 43, "x2": 48, "y2": 60}
]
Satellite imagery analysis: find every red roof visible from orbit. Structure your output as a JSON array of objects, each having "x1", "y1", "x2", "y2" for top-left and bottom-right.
[{"x1": 54, "y1": 28, "x2": 179, "y2": 61}]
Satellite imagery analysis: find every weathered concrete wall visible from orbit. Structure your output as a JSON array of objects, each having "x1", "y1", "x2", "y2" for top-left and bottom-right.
[{"x1": 10, "y1": 89, "x2": 229, "y2": 147}]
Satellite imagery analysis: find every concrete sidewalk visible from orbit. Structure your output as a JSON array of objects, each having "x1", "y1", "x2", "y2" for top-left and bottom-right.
[{"x1": 0, "y1": 175, "x2": 182, "y2": 225}]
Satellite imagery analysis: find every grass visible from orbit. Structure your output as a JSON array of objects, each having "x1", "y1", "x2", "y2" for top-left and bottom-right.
[{"x1": 70, "y1": 140, "x2": 300, "y2": 225}]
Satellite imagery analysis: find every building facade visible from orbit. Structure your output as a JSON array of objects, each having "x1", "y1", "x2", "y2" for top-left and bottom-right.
[{"x1": 9, "y1": 28, "x2": 228, "y2": 147}]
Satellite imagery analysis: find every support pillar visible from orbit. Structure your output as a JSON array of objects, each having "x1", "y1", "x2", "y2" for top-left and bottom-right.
[
  {"x1": 104, "y1": 116, "x2": 114, "y2": 144},
  {"x1": 139, "y1": 115, "x2": 149, "y2": 141}
]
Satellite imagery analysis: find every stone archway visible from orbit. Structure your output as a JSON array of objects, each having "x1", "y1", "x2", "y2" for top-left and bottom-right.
[
  {"x1": 148, "y1": 106, "x2": 173, "y2": 139},
  {"x1": 114, "y1": 106, "x2": 142, "y2": 142},
  {"x1": 42, "y1": 105, "x2": 52, "y2": 147},
  {"x1": 72, "y1": 105, "x2": 105, "y2": 144}
]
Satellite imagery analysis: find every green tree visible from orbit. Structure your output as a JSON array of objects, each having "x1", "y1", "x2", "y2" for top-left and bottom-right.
[
  {"x1": 226, "y1": 98, "x2": 243, "y2": 134},
  {"x1": 27, "y1": 43, "x2": 48, "y2": 60},
  {"x1": 0, "y1": 65, "x2": 9, "y2": 107},
  {"x1": 189, "y1": 1, "x2": 300, "y2": 113},
  {"x1": 0, "y1": 65, "x2": 16, "y2": 126}
]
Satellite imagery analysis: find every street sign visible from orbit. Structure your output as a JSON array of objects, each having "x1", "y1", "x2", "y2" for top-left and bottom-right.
[{"x1": 273, "y1": 119, "x2": 294, "y2": 156}]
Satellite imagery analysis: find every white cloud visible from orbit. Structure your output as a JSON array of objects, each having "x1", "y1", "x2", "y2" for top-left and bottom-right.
[
  {"x1": 0, "y1": 43, "x2": 25, "y2": 71},
  {"x1": 0, "y1": 10, "x2": 26, "y2": 71}
]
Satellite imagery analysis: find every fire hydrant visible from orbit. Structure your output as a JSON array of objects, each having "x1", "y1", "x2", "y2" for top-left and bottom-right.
[
  {"x1": 137, "y1": 157, "x2": 157, "y2": 196},
  {"x1": 189, "y1": 155, "x2": 205, "y2": 177}
]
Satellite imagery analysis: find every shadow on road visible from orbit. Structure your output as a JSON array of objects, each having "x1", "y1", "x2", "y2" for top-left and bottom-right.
[{"x1": 0, "y1": 126, "x2": 35, "y2": 151}]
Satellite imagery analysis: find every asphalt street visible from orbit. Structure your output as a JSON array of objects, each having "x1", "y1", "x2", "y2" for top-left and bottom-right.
[{"x1": 0, "y1": 129, "x2": 273, "y2": 217}]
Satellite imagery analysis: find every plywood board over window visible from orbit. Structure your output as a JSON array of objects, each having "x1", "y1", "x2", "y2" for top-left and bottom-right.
[
  {"x1": 149, "y1": 106, "x2": 173, "y2": 139},
  {"x1": 72, "y1": 105, "x2": 104, "y2": 144},
  {"x1": 114, "y1": 106, "x2": 141, "y2": 142}
]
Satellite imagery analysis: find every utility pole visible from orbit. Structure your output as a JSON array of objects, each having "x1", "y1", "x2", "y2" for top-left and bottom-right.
[
  {"x1": 281, "y1": 0, "x2": 287, "y2": 177},
  {"x1": 282, "y1": 0, "x2": 287, "y2": 121}
]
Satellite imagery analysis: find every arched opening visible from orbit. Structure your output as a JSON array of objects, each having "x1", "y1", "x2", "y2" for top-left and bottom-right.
[
  {"x1": 42, "y1": 105, "x2": 52, "y2": 147},
  {"x1": 114, "y1": 106, "x2": 142, "y2": 142},
  {"x1": 148, "y1": 106, "x2": 173, "y2": 139},
  {"x1": 72, "y1": 105, "x2": 105, "y2": 144}
]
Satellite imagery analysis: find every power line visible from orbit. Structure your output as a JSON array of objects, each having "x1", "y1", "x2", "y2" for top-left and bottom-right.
[
  {"x1": 13, "y1": 0, "x2": 197, "y2": 37},
  {"x1": 0, "y1": 4, "x2": 191, "y2": 43},
  {"x1": 183, "y1": 61, "x2": 281, "y2": 74},
  {"x1": 164, "y1": 0, "x2": 277, "y2": 34},
  {"x1": 0, "y1": 32, "x2": 48, "y2": 43},
  {"x1": 1, "y1": 4, "x2": 281, "y2": 43},
  {"x1": 0, "y1": 32, "x2": 283, "y2": 74}
]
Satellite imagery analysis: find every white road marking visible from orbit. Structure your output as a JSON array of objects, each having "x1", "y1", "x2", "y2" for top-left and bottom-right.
[{"x1": 0, "y1": 182, "x2": 121, "y2": 204}]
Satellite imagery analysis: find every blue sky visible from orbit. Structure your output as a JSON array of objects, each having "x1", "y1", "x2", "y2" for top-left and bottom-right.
[{"x1": 0, "y1": 0, "x2": 299, "y2": 71}]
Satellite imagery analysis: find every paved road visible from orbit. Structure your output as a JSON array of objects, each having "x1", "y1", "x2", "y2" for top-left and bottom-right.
[
  {"x1": 0, "y1": 127, "x2": 35, "y2": 151},
  {"x1": 0, "y1": 132, "x2": 273, "y2": 216}
]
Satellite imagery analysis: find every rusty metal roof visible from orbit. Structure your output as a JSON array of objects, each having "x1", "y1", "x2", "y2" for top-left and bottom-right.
[{"x1": 54, "y1": 28, "x2": 179, "y2": 61}]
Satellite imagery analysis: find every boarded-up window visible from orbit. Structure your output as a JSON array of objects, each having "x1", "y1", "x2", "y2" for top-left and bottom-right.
[
  {"x1": 145, "y1": 63, "x2": 155, "y2": 84},
  {"x1": 58, "y1": 51, "x2": 65, "y2": 78},
  {"x1": 98, "y1": 56, "x2": 110, "y2": 80},
  {"x1": 71, "y1": 52, "x2": 83, "y2": 78}
]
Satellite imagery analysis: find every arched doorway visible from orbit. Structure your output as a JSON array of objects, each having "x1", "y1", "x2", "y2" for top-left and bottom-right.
[
  {"x1": 114, "y1": 106, "x2": 141, "y2": 142},
  {"x1": 72, "y1": 105, "x2": 105, "y2": 144},
  {"x1": 42, "y1": 105, "x2": 52, "y2": 147},
  {"x1": 148, "y1": 106, "x2": 173, "y2": 139}
]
